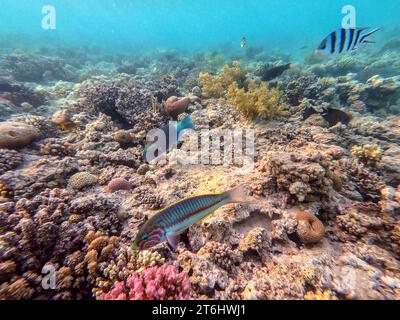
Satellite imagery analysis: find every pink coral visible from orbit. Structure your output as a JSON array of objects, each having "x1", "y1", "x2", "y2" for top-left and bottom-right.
[
  {"x1": 98, "y1": 265, "x2": 191, "y2": 300},
  {"x1": 103, "y1": 178, "x2": 132, "y2": 193}
]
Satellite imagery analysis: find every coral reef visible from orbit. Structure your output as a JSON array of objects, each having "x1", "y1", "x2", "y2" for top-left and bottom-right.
[
  {"x1": 0, "y1": 43, "x2": 399, "y2": 301},
  {"x1": 0, "y1": 149, "x2": 23, "y2": 175},
  {"x1": 98, "y1": 265, "x2": 190, "y2": 300},
  {"x1": 261, "y1": 148, "x2": 335, "y2": 202},
  {"x1": 0, "y1": 52, "x2": 77, "y2": 82}
]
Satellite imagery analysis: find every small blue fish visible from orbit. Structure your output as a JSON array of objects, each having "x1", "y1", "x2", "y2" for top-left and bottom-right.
[
  {"x1": 132, "y1": 184, "x2": 251, "y2": 251},
  {"x1": 144, "y1": 114, "x2": 195, "y2": 162}
]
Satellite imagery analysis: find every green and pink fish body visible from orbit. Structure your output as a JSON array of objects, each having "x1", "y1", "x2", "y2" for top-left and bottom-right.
[{"x1": 133, "y1": 185, "x2": 248, "y2": 251}]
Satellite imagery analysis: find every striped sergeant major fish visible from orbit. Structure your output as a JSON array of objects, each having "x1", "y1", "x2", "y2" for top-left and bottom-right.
[
  {"x1": 315, "y1": 27, "x2": 380, "y2": 55},
  {"x1": 132, "y1": 184, "x2": 251, "y2": 251}
]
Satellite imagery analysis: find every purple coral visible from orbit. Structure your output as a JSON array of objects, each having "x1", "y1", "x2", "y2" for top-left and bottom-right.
[{"x1": 98, "y1": 265, "x2": 191, "y2": 300}]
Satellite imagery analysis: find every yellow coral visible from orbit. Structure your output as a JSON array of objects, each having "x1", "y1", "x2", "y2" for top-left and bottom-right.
[
  {"x1": 92, "y1": 247, "x2": 165, "y2": 298},
  {"x1": 304, "y1": 290, "x2": 338, "y2": 300},
  {"x1": 199, "y1": 61, "x2": 246, "y2": 98},
  {"x1": 367, "y1": 75, "x2": 383, "y2": 86},
  {"x1": 351, "y1": 144, "x2": 382, "y2": 165},
  {"x1": 227, "y1": 80, "x2": 287, "y2": 120},
  {"x1": 136, "y1": 250, "x2": 165, "y2": 270},
  {"x1": 68, "y1": 214, "x2": 82, "y2": 222},
  {"x1": 318, "y1": 77, "x2": 335, "y2": 86}
]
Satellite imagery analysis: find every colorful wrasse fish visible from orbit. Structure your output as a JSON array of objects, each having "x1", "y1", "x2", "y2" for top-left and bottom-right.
[
  {"x1": 315, "y1": 27, "x2": 380, "y2": 55},
  {"x1": 144, "y1": 114, "x2": 195, "y2": 162},
  {"x1": 132, "y1": 184, "x2": 251, "y2": 251}
]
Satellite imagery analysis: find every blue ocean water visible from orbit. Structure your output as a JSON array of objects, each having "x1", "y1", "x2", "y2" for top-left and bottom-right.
[{"x1": 0, "y1": 0, "x2": 399, "y2": 57}]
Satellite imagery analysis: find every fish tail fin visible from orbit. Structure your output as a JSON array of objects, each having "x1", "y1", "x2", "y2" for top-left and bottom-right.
[
  {"x1": 177, "y1": 115, "x2": 195, "y2": 132},
  {"x1": 225, "y1": 184, "x2": 255, "y2": 204},
  {"x1": 360, "y1": 28, "x2": 380, "y2": 44}
]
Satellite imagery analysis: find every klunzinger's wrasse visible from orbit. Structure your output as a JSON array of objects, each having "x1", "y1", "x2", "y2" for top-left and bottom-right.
[{"x1": 132, "y1": 185, "x2": 251, "y2": 251}]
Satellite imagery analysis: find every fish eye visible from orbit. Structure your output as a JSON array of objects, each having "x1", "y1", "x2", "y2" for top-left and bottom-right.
[{"x1": 142, "y1": 234, "x2": 149, "y2": 240}]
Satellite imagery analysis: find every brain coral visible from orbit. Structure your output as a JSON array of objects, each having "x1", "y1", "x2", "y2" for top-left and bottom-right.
[
  {"x1": 68, "y1": 172, "x2": 98, "y2": 191},
  {"x1": 295, "y1": 211, "x2": 325, "y2": 244},
  {"x1": 104, "y1": 178, "x2": 132, "y2": 193}
]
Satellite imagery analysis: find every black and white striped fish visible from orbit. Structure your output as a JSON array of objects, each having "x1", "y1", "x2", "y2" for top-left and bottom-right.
[{"x1": 316, "y1": 27, "x2": 380, "y2": 55}]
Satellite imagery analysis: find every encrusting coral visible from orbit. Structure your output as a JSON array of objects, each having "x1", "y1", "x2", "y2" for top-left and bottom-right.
[{"x1": 0, "y1": 149, "x2": 23, "y2": 175}]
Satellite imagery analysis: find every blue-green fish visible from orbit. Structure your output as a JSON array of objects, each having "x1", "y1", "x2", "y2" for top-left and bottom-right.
[
  {"x1": 144, "y1": 114, "x2": 195, "y2": 162},
  {"x1": 132, "y1": 185, "x2": 250, "y2": 251}
]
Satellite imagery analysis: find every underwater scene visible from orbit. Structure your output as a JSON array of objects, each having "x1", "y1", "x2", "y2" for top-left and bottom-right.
[{"x1": 0, "y1": 0, "x2": 399, "y2": 301}]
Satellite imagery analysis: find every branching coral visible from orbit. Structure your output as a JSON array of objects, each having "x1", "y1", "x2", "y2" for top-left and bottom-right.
[
  {"x1": 98, "y1": 265, "x2": 190, "y2": 300},
  {"x1": 92, "y1": 247, "x2": 165, "y2": 298},
  {"x1": 227, "y1": 80, "x2": 287, "y2": 120},
  {"x1": 351, "y1": 144, "x2": 382, "y2": 165},
  {"x1": 198, "y1": 61, "x2": 246, "y2": 98},
  {"x1": 39, "y1": 138, "x2": 74, "y2": 157},
  {"x1": 239, "y1": 227, "x2": 271, "y2": 256},
  {"x1": 198, "y1": 242, "x2": 242, "y2": 272},
  {"x1": 84, "y1": 231, "x2": 119, "y2": 282},
  {"x1": 262, "y1": 149, "x2": 334, "y2": 202},
  {"x1": 336, "y1": 158, "x2": 385, "y2": 202},
  {"x1": 336, "y1": 204, "x2": 386, "y2": 242}
]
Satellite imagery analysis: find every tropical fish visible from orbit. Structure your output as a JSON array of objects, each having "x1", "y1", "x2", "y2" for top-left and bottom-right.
[
  {"x1": 315, "y1": 27, "x2": 380, "y2": 55},
  {"x1": 132, "y1": 184, "x2": 251, "y2": 251},
  {"x1": 240, "y1": 36, "x2": 247, "y2": 48},
  {"x1": 303, "y1": 106, "x2": 353, "y2": 126},
  {"x1": 144, "y1": 114, "x2": 195, "y2": 162}
]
